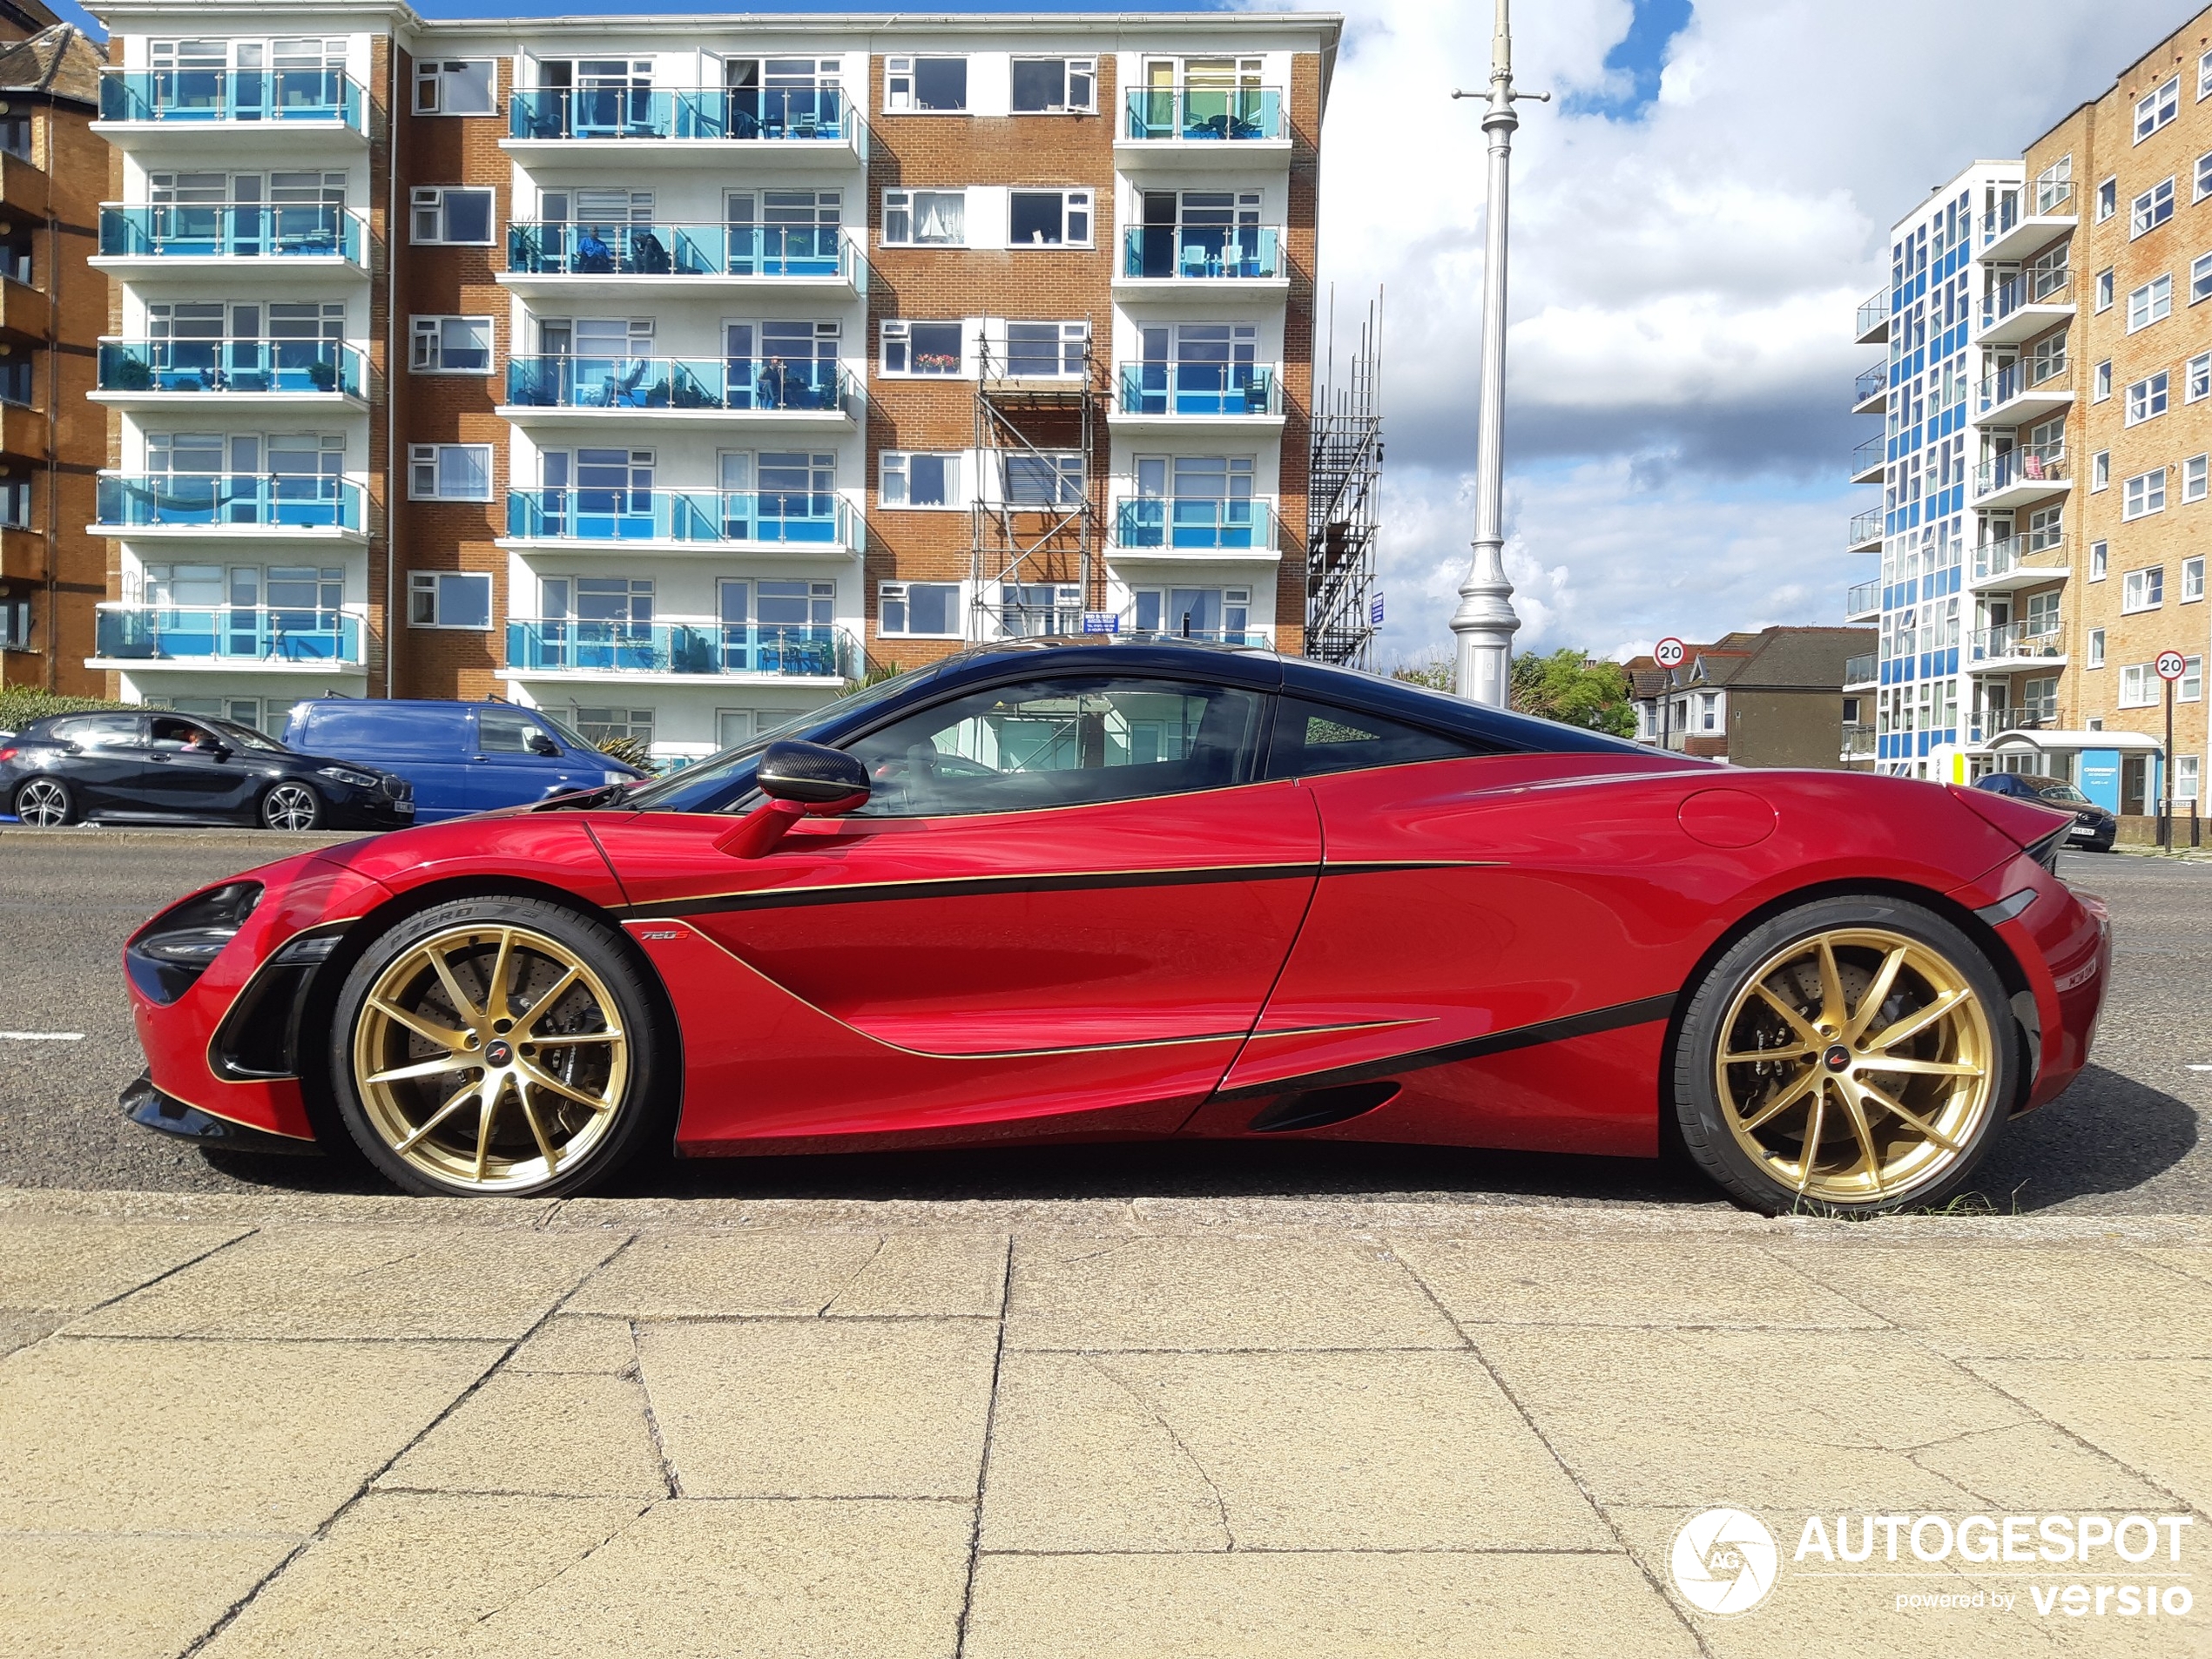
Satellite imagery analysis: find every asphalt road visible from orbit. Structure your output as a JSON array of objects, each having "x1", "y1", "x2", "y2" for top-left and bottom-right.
[{"x1": 0, "y1": 829, "x2": 2203, "y2": 1212}]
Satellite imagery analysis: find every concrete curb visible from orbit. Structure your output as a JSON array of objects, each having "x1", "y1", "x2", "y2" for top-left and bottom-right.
[{"x1": 0, "y1": 826, "x2": 368, "y2": 849}]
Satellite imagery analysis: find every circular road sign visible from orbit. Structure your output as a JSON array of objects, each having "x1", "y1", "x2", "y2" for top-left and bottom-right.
[
  {"x1": 1655, "y1": 637, "x2": 1687, "y2": 669},
  {"x1": 2158, "y1": 649, "x2": 2189, "y2": 682}
]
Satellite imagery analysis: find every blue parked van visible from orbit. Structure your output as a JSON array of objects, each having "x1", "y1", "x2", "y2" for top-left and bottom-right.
[{"x1": 282, "y1": 700, "x2": 644, "y2": 823}]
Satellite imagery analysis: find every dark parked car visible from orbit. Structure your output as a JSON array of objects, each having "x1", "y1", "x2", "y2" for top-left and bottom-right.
[
  {"x1": 0, "y1": 711, "x2": 413, "y2": 831},
  {"x1": 1974, "y1": 771, "x2": 2115, "y2": 851},
  {"x1": 281, "y1": 699, "x2": 644, "y2": 824}
]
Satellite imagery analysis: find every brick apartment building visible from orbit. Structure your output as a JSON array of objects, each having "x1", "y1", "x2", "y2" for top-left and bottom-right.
[
  {"x1": 0, "y1": 0, "x2": 104, "y2": 697},
  {"x1": 1624, "y1": 625, "x2": 1874, "y2": 768},
  {"x1": 83, "y1": 2, "x2": 1339, "y2": 764}
]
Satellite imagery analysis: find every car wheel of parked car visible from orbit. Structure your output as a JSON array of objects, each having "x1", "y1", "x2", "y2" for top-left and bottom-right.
[
  {"x1": 13, "y1": 777, "x2": 73, "y2": 828},
  {"x1": 260, "y1": 782, "x2": 322, "y2": 832},
  {"x1": 1672, "y1": 895, "x2": 2014, "y2": 1217},
  {"x1": 329, "y1": 896, "x2": 670, "y2": 1197}
]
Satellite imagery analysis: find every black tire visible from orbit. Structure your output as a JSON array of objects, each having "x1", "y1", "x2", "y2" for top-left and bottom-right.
[
  {"x1": 260, "y1": 780, "x2": 322, "y2": 831},
  {"x1": 1672, "y1": 894, "x2": 2015, "y2": 1217},
  {"x1": 12, "y1": 777, "x2": 74, "y2": 827},
  {"x1": 328, "y1": 895, "x2": 671, "y2": 1198}
]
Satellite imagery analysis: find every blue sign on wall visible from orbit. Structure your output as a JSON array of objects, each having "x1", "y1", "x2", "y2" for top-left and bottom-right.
[
  {"x1": 1370, "y1": 594, "x2": 1385, "y2": 625},
  {"x1": 2078, "y1": 750, "x2": 2121, "y2": 814}
]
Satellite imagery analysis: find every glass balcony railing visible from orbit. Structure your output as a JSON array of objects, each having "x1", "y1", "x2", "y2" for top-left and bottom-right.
[
  {"x1": 1844, "y1": 652, "x2": 1877, "y2": 685},
  {"x1": 1974, "y1": 443, "x2": 2067, "y2": 498},
  {"x1": 505, "y1": 488, "x2": 851, "y2": 547},
  {"x1": 1973, "y1": 706, "x2": 2057, "y2": 740},
  {"x1": 93, "y1": 603, "x2": 362, "y2": 664},
  {"x1": 505, "y1": 619, "x2": 856, "y2": 680},
  {"x1": 1114, "y1": 497, "x2": 1277, "y2": 550},
  {"x1": 1979, "y1": 266, "x2": 2071, "y2": 331},
  {"x1": 1848, "y1": 508, "x2": 1884, "y2": 545},
  {"x1": 97, "y1": 339, "x2": 363, "y2": 397},
  {"x1": 1970, "y1": 620, "x2": 2066, "y2": 664},
  {"x1": 96, "y1": 473, "x2": 363, "y2": 531},
  {"x1": 1973, "y1": 533, "x2": 2070, "y2": 581},
  {"x1": 99, "y1": 68, "x2": 366, "y2": 132},
  {"x1": 1855, "y1": 361, "x2": 1888, "y2": 404},
  {"x1": 507, "y1": 84, "x2": 853, "y2": 143},
  {"x1": 1842, "y1": 722, "x2": 1875, "y2": 758},
  {"x1": 1857, "y1": 291, "x2": 1889, "y2": 336},
  {"x1": 1116, "y1": 362, "x2": 1279, "y2": 416},
  {"x1": 98, "y1": 203, "x2": 369, "y2": 265},
  {"x1": 1122, "y1": 86, "x2": 1282, "y2": 141},
  {"x1": 502, "y1": 355, "x2": 849, "y2": 415},
  {"x1": 1851, "y1": 435, "x2": 1885, "y2": 475},
  {"x1": 1845, "y1": 579, "x2": 1880, "y2": 616},
  {"x1": 1977, "y1": 356, "x2": 2067, "y2": 414},
  {"x1": 506, "y1": 222, "x2": 860, "y2": 284},
  {"x1": 1122, "y1": 225, "x2": 1283, "y2": 280}
]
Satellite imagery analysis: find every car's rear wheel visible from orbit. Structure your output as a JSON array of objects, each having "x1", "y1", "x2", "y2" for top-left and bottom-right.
[
  {"x1": 1673, "y1": 895, "x2": 2014, "y2": 1217},
  {"x1": 329, "y1": 897, "x2": 668, "y2": 1197},
  {"x1": 12, "y1": 778, "x2": 73, "y2": 827},
  {"x1": 261, "y1": 781, "x2": 321, "y2": 831}
]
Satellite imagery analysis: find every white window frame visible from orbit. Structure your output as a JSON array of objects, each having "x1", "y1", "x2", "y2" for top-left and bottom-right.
[
  {"x1": 2128, "y1": 273, "x2": 2173, "y2": 331},
  {"x1": 2179, "y1": 754, "x2": 2202, "y2": 799},
  {"x1": 2090, "y1": 539, "x2": 2109, "y2": 580},
  {"x1": 411, "y1": 185, "x2": 496, "y2": 246},
  {"x1": 2122, "y1": 566, "x2": 2166, "y2": 613},
  {"x1": 2123, "y1": 469, "x2": 2168, "y2": 521},
  {"x1": 2132, "y1": 177, "x2": 2176, "y2": 238},
  {"x1": 409, "y1": 314, "x2": 493, "y2": 374},
  {"x1": 2094, "y1": 359, "x2": 2114, "y2": 401},
  {"x1": 408, "y1": 570, "x2": 494, "y2": 631},
  {"x1": 415, "y1": 58, "x2": 496, "y2": 116},
  {"x1": 2186, "y1": 556, "x2": 2207, "y2": 601},
  {"x1": 880, "y1": 187, "x2": 968, "y2": 247},
  {"x1": 1009, "y1": 56, "x2": 1096, "y2": 114},
  {"x1": 877, "y1": 579, "x2": 964, "y2": 637},
  {"x1": 2198, "y1": 153, "x2": 2212, "y2": 204},
  {"x1": 2189, "y1": 457, "x2": 2211, "y2": 505},
  {"x1": 999, "y1": 449, "x2": 1084, "y2": 508},
  {"x1": 408, "y1": 442, "x2": 495, "y2": 502},
  {"x1": 2087, "y1": 626, "x2": 2107, "y2": 667},
  {"x1": 2092, "y1": 450, "x2": 2111, "y2": 491},
  {"x1": 879, "y1": 318, "x2": 968, "y2": 378},
  {"x1": 2120, "y1": 664, "x2": 2157, "y2": 708},
  {"x1": 2126, "y1": 369, "x2": 2171, "y2": 426},
  {"x1": 883, "y1": 54, "x2": 968, "y2": 114},
  {"x1": 2095, "y1": 268, "x2": 2114, "y2": 311},
  {"x1": 878, "y1": 449, "x2": 965, "y2": 509},
  {"x1": 1006, "y1": 187, "x2": 1093, "y2": 249},
  {"x1": 2136, "y1": 74, "x2": 2181, "y2": 141},
  {"x1": 2191, "y1": 353, "x2": 2212, "y2": 403},
  {"x1": 2096, "y1": 178, "x2": 2117, "y2": 222},
  {"x1": 1001, "y1": 320, "x2": 1089, "y2": 378}
]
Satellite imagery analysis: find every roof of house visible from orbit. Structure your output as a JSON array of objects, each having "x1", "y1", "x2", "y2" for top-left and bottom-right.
[
  {"x1": 1624, "y1": 624, "x2": 1875, "y2": 699},
  {"x1": 0, "y1": 23, "x2": 102, "y2": 105}
]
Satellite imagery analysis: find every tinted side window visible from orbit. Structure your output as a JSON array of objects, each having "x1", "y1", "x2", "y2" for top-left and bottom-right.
[
  {"x1": 847, "y1": 676, "x2": 1265, "y2": 817},
  {"x1": 478, "y1": 711, "x2": 538, "y2": 754},
  {"x1": 306, "y1": 705, "x2": 469, "y2": 754},
  {"x1": 48, "y1": 714, "x2": 143, "y2": 747},
  {"x1": 1265, "y1": 696, "x2": 1474, "y2": 780}
]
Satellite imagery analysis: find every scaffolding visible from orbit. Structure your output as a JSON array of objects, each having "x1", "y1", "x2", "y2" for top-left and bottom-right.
[
  {"x1": 1305, "y1": 291, "x2": 1383, "y2": 669},
  {"x1": 970, "y1": 334, "x2": 1103, "y2": 641}
]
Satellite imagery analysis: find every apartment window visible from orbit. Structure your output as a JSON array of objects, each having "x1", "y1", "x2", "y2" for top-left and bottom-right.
[
  {"x1": 2128, "y1": 273, "x2": 2173, "y2": 330},
  {"x1": 2179, "y1": 756, "x2": 2202, "y2": 800},
  {"x1": 2193, "y1": 354, "x2": 2212, "y2": 401},
  {"x1": 2187, "y1": 556, "x2": 2207, "y2": 600},
  {"x1": 2136, "y1": 74, "x2": 2181, "y2": 140},
  {"x1": 2187, "y1": 660, "x2": 2207, "y2": 703},
  {"x1": 415, "y1": 59, "x2": 496, "y2": 115},
  {"x1": 571, "y1": 707, "x2": 654, "y2": 748},
  {"x1": 2124, "y1": 468, "x2": 2168, "y2": 519},
  {"x1": 408, "y1": 570, "x2": 492, "y2": 630},
  {"x1": 878, "y1": 580, "x2": 961, "y2": 636},
  {"x1": 0, "y1": 358, "x2": 30, "y2": 407},
  {"x1": 1011, "y1": 57, "x2": 1096, "y2": 113},
  {"x1": 884, "y1": 56, "x2": 968, "y2": 112},
  {"x1": 2203, "y1": 49, "x2": 2212, "y2": 99},
  {"x1": 2190, "y1": 456, "x2": 2211, "y2": 503},
  {"x1": 2096, "y1": 178, "x2": 2117, "y2": 221},
  {"x1": 1001, "y1": 451, "x2": 1083, "y2": 507},
  {"x1": 2126, "y1": 369, "x2": 2171, "y2": 424},
  {"x1": 409, "y1": 443, "x2": 493, "y2": 501},
  {"x1": 2088, "y1": 627, "x2": 2107, "y2": 667},
  {"x1": 0, "y1": 113, "x2": 30, "y2": 162},
  {"x1": 881, "y1": 188, "x2": 966, "y2": 246},
  {"x1": 2092, "y1": 451, "x2": 2111, "y2": 491},
  {"x1": 2091, "y1": 539, "x2": 2109, "y2": 579},
  {"x1": 0, "y1": 476, "x2": 28, "y2": 527},
  {"x1": 2096, "y1": 268, "x2": 2114, "y2": 310},
  {"x1": 1008, "y1": 189, "x2": 1092, "y2": 247},
  {"x1": 2094, "y1": 359, "x2": 2113, "y2": 400},
  {"x1": 2123, "y1": 566, "x2": 2166, "y2": 612},
  {"x1": 410, "y1": 315, "x2": 492, "y2": 374},
  {"x1": 2133, "y1": 178, "x2": 2176, "y2": 237},
  {"x1": 880, "y1": 319, "x2": 965, "y2": 376},
  {"x1": 2120, "y1": 664, "x2": 2158, "y2": 708},
  {"x1": 2199, "y1": 154, "x2": 2212, "y2": 202},
  {"x1": 1004, "y1": 320, "x2": 1089, "y2": 377},
  {"x1": 879, "y1": 451, "x2": 963, "y2": 508},
  {"x1": 412, "y1": 186, "x2": 495, "y2": 246},
  {"x1": 2035, "y1": 156, "x2": 2072, "y2": 213},
  {"x1": 2026, "y1": 503, "x2": 2064, "y2": 551}
]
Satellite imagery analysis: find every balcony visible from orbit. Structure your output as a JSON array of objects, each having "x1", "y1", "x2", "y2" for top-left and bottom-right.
[
  {"x1": 504, "y1": 488, "x2": 854, "y2": 551},
  {"x1": 1116, "y1": 86, "x2": 1288, "y2": 170},
  {"x1": 97, "y1": 68, "x2": 367, "y2": 141},
  {"x1": 1844, "y1": 653, "x2": 1877, "y2": 689},
  {"x1": 1850, "y1": 435, "x2": 1885, "y2": 484},
  {"x1": 1969, "y1": 620, "x2": 2067, "y2": 671},
  {"x1": 502, "y1": 620, "x2": 857, "y2": 683},
  {"x1": 93, "y1": 340, "x2": 366, "y2": 408},
  {"x1": 1842, "y1": 722, "x2": 1875, "y2": 760},
  {"x1": 0, "y1": 277, "x2": 50, "y2": 345},
  {"x1": 1845, "y1": 579, "x2": 1880, "y2": 622},
  {"x1": 499, "y1": 356, "x2": 853, "y2": 429},
  {"x1": 1969, "y1": 534, "x2": 2072, "y2": 592},
  {"x1": 1853, "y1": 361, "x2": 1888, "y2": 415},
  {"x1": 1114, "y1": 497, "x2": 1278, "y2": 554},
  {"x1": 1973, "y1": 358, "x2": 2072, "y2": 428},
  {"x1": 94, "y1": 204, "x2": 372, "y2": 276},
  {"x1": 1975, "y1": 266, "x2": 2072, "y2": 347},
  {"x1": 502, "y1": 223, "x2": 864, "y2": 297},
  {"x1": 1972, "y1": 442, "x2": 2068, "y2": 510},
  {"x1": 93, "y1": 474, "x2": 366, "y2": 539},
  {"x1": 1112, "y1": 363, "x2": 1282, "y2": 431},
  {"x1": 90, "y1": 604, "x2": 365, "y2": 670},
  {"x1": 503, "y1": 85, "x2": 863, "y2": 166},
  {"x1": 1979, "y1": 189, "x2": 2076, "y2": 263},
  {"x1": 1847, "y1": 508, "x2": 1884, "y2": 552},
  {"x1": 1855, "y1": 290, "x2": 1889, "y2": 345},
  {"x1": 1116, "y1": 226, "x2": 1286, "y2": 300},
  {"x1": 1972, "y1": 706, "x2": 2059, "y2": 742}
]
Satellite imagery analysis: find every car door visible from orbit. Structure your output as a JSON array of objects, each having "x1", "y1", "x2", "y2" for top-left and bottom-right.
[
  {"x1": 593, "y1": 669, "x2": 1320, "y2": 1150},
  {"x1": 468, "y1": 707, "x2": 598, "y2": 810},
  {"x1": 142, "y1": 714, "x2": 263, "y2": 820},
  {"x1": 42, "y1": 714, "x2": 157, "y2": 814}
]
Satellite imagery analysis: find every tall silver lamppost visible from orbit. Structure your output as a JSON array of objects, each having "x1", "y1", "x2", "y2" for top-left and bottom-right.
[{"x1": 1450, "y1": 0, "x2": 1542, "y2": 706}]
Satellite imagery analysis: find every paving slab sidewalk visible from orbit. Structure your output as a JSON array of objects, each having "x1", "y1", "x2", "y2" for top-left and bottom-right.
[{"x1": 0, "y1": 1187, "x2": 2207, "y2": 1659}]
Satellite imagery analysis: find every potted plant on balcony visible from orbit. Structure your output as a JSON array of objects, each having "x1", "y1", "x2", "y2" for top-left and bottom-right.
[
  {"x1": 307, "y1": 356, "x2": 338, "y2": 394},
  {"x1": 111, "y1": 354, "x2": 154, "y2": 392}
]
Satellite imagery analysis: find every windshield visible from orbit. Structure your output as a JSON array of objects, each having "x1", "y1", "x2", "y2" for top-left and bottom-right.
[
  {"x1": 534, "y1": 711, "x2": 594, "y2": 752},
  {"x1": 212, "y1": 718, "x2": 287, "y2": 753},
  {"x1": 624, "y1": 672, "x2": 922, "y2": 813},
  {"x1": 2035, "y1": 782, "x2": 2091, "y2": 805}
]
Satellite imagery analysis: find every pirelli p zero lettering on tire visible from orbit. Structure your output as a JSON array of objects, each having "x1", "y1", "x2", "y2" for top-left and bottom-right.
[
  {"x1": 1672, "y1": 894, "x2": 2015, "y2": 1217},
  {"x1": 328, "y1": 895, "x2": 671, "y2": 1198}
]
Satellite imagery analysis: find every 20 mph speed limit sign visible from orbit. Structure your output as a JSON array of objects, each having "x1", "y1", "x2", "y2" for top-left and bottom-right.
[
  {"x1": 1655, "y1": 637, "x2": 1687, "y2": 669},
  {"x1": 2158, "y1": 650, "x2": 2189, "y2": 682}
]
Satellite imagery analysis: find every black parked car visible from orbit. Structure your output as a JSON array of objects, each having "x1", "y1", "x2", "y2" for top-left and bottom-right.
[
  {"x1": 1974, "y1": 770, "x2": 2117, "y2": 852},
  {"x1": 0, "y1": 711, "x2": 414, "y2": 831}
]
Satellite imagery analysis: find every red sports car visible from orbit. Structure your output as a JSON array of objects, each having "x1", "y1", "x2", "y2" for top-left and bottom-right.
[{"x1": 119, "y1": 642, "x2": 2109, "y2": 1216}]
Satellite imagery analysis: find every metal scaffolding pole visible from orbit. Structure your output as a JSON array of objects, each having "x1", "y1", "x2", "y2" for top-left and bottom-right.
[{"x1": 1305, "y1": 287, "x2": 1383, "y2": 669}]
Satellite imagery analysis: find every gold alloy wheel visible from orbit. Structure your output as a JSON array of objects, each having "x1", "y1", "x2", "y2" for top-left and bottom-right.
[
  {"x1": 1714, "y1": 927, "x2": 1996, "y2": 1204},
  {"x1": 352, "y1": 922, "x2": 628, "y2": 1192}
]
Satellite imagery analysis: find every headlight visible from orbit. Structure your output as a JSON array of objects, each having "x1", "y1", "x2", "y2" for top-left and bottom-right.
[
  {"x1": 125, "y1": 881, "x2": 263, "y2": 1005},
  {"x1": 317, "y1": 766, "x2": 379, "y2": 790},
  {"x1": 603, "y1": 769, "x2": 637, "y2": 787}
]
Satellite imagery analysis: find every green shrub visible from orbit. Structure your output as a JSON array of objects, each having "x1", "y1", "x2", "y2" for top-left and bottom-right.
[
  {"x1": 0, "y1": 685, "x2": 133, "y2": 733},
  {"x1": 592, "y1": 733, "x2": 658, "y2": 774}
]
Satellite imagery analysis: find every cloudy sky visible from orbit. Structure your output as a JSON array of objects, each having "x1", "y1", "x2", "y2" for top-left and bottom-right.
[{"x1": 51, "y1": 0, "x2": 2191, "y2": 666}]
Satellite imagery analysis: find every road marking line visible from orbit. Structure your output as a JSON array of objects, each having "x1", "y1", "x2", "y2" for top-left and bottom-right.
[
  {"x1": 2190, "y1": 1064, "x2": 2212, "y2": 1072},
  {"x1": 0, "y1": 1031, "x2": 84, "y2": 1041}
]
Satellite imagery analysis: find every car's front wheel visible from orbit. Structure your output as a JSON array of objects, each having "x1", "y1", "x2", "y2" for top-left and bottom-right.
[
  {"x1": 260, "y1": 781, "x2": 322, "y2": 831},
  {"x1": 329, "y1": 896, "x2": 670, "y2": 1197},
  {"x1": 1673, "y1": 895, "x2": 2014, "y2": 1217},
  {"x1": 12, "y1": 777, "x2": 73, "y2": 827}
]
